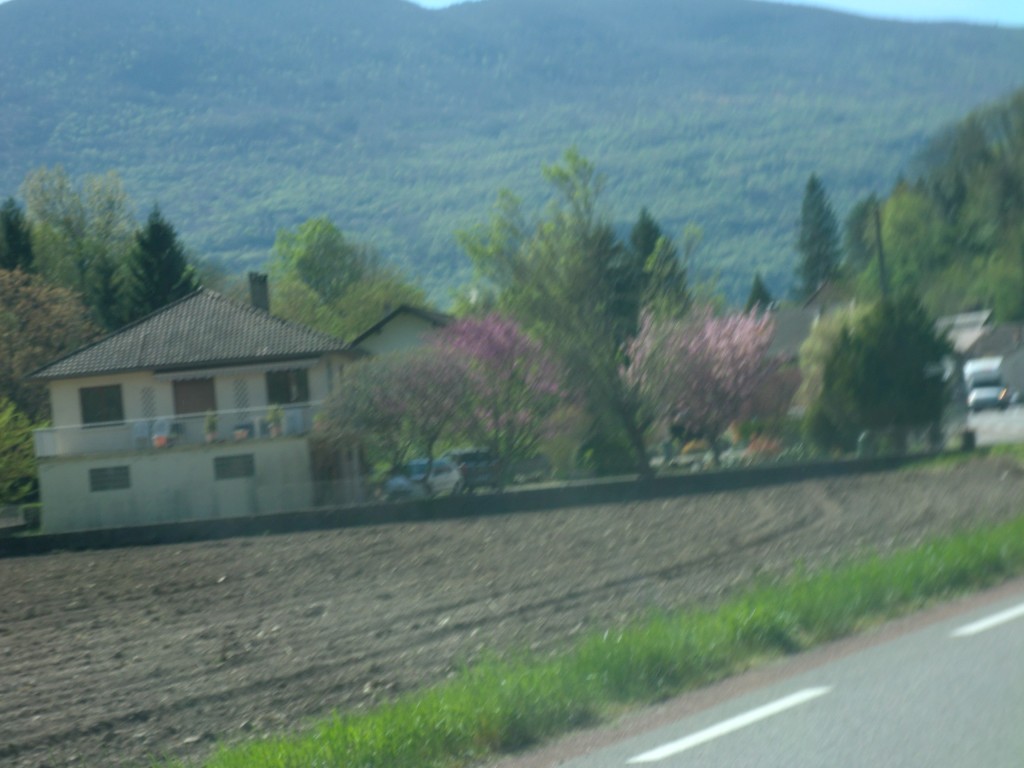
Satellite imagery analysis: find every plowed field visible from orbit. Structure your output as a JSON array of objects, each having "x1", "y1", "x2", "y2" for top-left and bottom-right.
[{"x1": 2, "y1": 458, "x2": 1022, "y2": 767}]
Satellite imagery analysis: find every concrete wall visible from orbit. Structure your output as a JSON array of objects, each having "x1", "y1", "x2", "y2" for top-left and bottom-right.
[
  {"x1": 8, "y1": 455, "x2": 925, "y2": 553},
  {"x1": 37, "y1": 438, "x2": 316, "y2": 533}
]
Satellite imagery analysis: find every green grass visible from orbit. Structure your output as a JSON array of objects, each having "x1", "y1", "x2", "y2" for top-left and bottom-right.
[{"x1": 162, "y1": 513, "x2": 1024, "y2": 768}]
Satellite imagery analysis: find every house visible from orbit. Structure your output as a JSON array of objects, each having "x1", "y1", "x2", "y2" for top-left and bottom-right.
[
  {"x1": 348, "y1": 304, "x2": 453, "y2": 356},
  {"x1": 28, "y1": 274, "x2": 364, "y2": 533}
]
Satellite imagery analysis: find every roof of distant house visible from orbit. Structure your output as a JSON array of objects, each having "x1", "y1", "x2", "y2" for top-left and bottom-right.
[
  {"x1": 767, "y1": 307, "x2": 818, "y2": 360},
  {"x1": 28, "y1": 289, "x2": 352, "y2": 381},
  {"x1": 348, "y1": 304, "x2": 453, "y2": 348},
  {"x1": 964, "y1": 322, "x2": 1024, "y2": 358},
  {"x1": 936, "y1": 309, "x2": 994, "y2": 355}
]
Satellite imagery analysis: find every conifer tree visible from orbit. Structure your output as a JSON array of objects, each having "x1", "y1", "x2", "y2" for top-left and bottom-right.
[
  {"x1": 744, "y1": 271, "x2": 773, "y2": 312},
  {"x1": 0, "y1": 197, "x2": 34, "y2": 272},
  {"x1": 795, "y1": 174, "x2": 841, "y2": 299},
  {"x1": 120, "y1": 206, "x2": 197, "y2": 325}
]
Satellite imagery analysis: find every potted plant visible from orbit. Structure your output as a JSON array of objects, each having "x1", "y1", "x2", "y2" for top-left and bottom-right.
[
  {"x1": 204, "y1": 411, "x2": 218, "y2": 443},
  {"x1": 266, "y1": 404, "x2": 284, "y2": 437}
]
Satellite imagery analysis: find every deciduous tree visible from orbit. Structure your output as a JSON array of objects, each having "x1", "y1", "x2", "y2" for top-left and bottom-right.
[
  {"x1": 435, "y1": 314, "x2": 565, "y2": 478},
  {"x1": 460, "y1": 150, "x2": 653, "y2": 475},
  {"x1": 269, "y1": 217, "x2": 426, "y2": 340},
  {"x1": 625, "y1": 309, "x2": 777, "y2": 464},
  {"x1": 21, "y1": 167, "x2": 135, "y2": 305},
  {"x1": 0, "y1": 397, "x2": 37, "y2": 504},
  {"x1": 322, "y1": 348, "x2": 469, "y2": 472},
  {"x1": 0, "y1": 269, "x2": 100, "y2": 421}
]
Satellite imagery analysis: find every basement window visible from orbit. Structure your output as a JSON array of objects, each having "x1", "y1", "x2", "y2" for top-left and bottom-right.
[
  {"x1": 214, "y1": 454, "x2": 255, "y2": 480},
  {"x1": 89, "y1": 466, "x2": 130, "y2": 492}
]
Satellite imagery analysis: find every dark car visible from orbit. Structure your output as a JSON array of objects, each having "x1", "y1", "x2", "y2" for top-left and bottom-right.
[{"x1": 443, "y1": 448, "x2": 499, "y2": 491}]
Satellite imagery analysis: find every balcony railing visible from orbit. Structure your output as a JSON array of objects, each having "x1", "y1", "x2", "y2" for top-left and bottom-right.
[{"x1": 34, "y1": 403, "x2": 319, "y2": 459}]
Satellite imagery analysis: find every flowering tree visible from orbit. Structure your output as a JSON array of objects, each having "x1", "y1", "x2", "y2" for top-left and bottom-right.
[
  {"x1": 435, "y1": 314, "x2": 566, "y2": 479},
  {"x1": 625, "y1": 309, "x2": 777, "y2": 464},
  {"x1": 322, "y1": 347, "x2": 469, "y2": 471}
]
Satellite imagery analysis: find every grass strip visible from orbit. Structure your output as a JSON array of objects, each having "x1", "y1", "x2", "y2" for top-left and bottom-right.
[{"x1": 168, "y1": 513, "x2": 1024, "y2": 768}]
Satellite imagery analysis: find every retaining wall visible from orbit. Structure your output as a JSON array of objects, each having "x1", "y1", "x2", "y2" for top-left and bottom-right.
[{"x1": 0, "y1": 455, "x2": 923, "y2": 558}]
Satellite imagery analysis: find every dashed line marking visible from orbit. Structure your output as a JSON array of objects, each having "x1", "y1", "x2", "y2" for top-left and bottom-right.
[
  {"x1": 626, "y1": 687, "x2": 832, "y2": 763},
  {"x1": 952, "y1": 601, "x2": 1024, "y2": 638}
]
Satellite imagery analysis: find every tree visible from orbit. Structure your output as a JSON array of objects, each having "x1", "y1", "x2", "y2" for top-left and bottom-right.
[
  {"x1": 795, "y1": 173, "x2": 841, "y2": 299},
  {"x1": 21, "y1": 167, "x2": 135, "y2": 299},
  {"x1": 744, "y1": 271, "x2": 773, "y2": 312},
  {"x1": 806, "y1": 294, "x2": 950, "y2": 454},
  {"x1": 0, "y1": 397, "x2": 37, "y2": 504},
  {"x1": 269, "y1": 217, "x2": 426, "y2": 340},
  {"x1": 0, "y1": 197, "x2": 34, "y2": 272},
  {"x1": 120, "y1": 206, "x2": 198, "y2": 325},
  {"x1": 460, "y1": 149, "x2": 653, "y2": 475},
  {"x1": 628, "y1": 209, "x2": 690, "y2": 320},
  {"x1": 625, "y1": 308, "x2": 777, "y2": 464},
  {"x1": 0, "y1": 269, "x2": 100, "y2": 421},
  {"x1": 322, "y1": 348, "x2": 469, "y2": 472},
  {"x1": 435, "y1": 314, "x2": 566, "y2": 479}
]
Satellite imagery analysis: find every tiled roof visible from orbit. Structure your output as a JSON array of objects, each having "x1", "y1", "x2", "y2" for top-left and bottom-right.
[
  {"x1": 29, "y1": 289, "x2": 352, "y2": 381},
  {"x1": 349, "y1": 304, "x2": 453, "y2": 348}
]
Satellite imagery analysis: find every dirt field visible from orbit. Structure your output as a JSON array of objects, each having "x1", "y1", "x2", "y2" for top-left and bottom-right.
[{"x1": 2, "y1": 458, "x2": 1022, "y2": 768}]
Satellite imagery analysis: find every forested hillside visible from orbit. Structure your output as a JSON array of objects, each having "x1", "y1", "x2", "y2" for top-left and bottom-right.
[
  {"x1": 1, "y1": 0, "x2": 1023, "y2": 299},
  {"x1": 843, "y1": 89, "x2": 1024, "y2": 320}
]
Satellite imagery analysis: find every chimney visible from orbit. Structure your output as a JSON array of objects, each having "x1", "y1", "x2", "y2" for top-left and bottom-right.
[{"x1": 248, "y1": 272, "x2": 270, "y2": 313}]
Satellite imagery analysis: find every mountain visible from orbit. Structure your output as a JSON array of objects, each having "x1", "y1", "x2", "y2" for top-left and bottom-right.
[{"x1": 1, "y1": 0, "x2": 1023, "y2": 300}]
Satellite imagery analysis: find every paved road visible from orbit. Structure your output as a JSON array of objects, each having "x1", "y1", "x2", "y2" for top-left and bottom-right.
[
  {"x1": 967, "y1": 404, "x2": 1024, "y2": 446},
  {"x1": 543, "y1": 582, "x2": 1024, "y2": 768}
]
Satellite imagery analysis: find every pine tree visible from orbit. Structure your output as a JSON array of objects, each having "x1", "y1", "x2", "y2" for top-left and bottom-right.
[
  {"x1": 0, "y1": 197, "x2": 34, "y2": 272},
  {"x1": 120, "y1": 206, "x2": 197, "y2": 324},
  {"x1": 795, "y1": 174, "x2": 841, "y2": 299},
  {"x1": 744, "y1": 271, "x2": 773, "y2": 312}
]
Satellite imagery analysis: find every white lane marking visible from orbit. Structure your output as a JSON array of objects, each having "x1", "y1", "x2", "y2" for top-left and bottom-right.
[
  {"x1": 627, "y1": 687, "x2": 832, "y2": 764},
  {"x1": 952, "y1": 601, "x2": 1024, "y2": 638}
]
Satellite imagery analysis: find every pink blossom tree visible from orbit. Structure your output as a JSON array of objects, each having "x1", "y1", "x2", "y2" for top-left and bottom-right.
[
  {"x1": 436, "y1": 313, "x2": 567, "y2": 482},
  {"x1": 625, "y1": 308, "x2": 777, "y2": 464}
]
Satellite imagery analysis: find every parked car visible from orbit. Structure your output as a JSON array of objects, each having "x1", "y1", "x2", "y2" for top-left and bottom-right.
[
  {"x1": 383, "y1": 458, "x2": 464, "y2": 500},
  {"x1": 967, "y1": 385, "x2": 1010, "y2": 412},
  {"x1": 443, "y1": 448, "x2": 500, "y2": 491}
]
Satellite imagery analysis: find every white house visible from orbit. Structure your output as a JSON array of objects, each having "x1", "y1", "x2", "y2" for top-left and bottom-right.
[
  {"x1": 28, "y1": 275, "x2": 364, "y2": 533},
  {"x1": 349, "y1": 304, "x2": 453, "y2": 356}
]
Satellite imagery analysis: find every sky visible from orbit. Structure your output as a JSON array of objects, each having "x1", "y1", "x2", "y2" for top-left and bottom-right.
[
  {"x1": 409, "y1": 0, "x2": 1024, "y2": 27},
  {"x1": 0, "y1": 0, "x2": 1020, "y2": 26}
]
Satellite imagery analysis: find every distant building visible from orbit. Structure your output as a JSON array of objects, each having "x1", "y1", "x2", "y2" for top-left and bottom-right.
[{"x1": 28, "y1": 274, "x2": 364, "y2": 533}]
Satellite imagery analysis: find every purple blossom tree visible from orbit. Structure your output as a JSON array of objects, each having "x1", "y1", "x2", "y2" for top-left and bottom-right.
[
  {"x1": 436, "y1": 314, "x2": 567, "y2": 482},
  {"x1": 625, "y1": 308, "x2": 777, "y2": 464},
  {"x1": 322, "y1": 347, "x2": 469, "y2": 471}
]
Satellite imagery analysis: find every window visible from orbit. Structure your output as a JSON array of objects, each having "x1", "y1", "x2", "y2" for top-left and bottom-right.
[
  {"x1": 80, "y1": 385, "x2": 124, "y2": 425},
  {"x1": 89, "y1": 466, "x2": 130, "y2": 492},
  {"x1": 266, "y1": 369, "x2": 309, "y2": 405},
  {"x1": 214, "y1": 454, "x2": 255, "y2": 480},
  {"x1": 173, "y1": 378, "x2": 216, "y2": 415}
]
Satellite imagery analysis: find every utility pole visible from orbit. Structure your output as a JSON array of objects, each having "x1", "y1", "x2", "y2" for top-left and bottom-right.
[{"x1": 873, "y1": 201, "x2": 889, "y2": 300}]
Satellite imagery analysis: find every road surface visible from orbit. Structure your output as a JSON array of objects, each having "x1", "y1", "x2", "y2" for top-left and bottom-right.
[{"x1": 498, "y1": 580, "x2": 1024, "y2": 768}]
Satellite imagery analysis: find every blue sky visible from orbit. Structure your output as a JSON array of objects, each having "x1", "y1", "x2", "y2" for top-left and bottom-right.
[
  {"x1": 410, "y1": 0, "x2": 1024, "y2": 26},
  {"x1": 0, "y1": 0, "x2": 1020, "y2": 25}
]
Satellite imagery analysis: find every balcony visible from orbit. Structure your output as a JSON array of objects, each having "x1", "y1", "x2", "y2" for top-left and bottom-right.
[{"x1": 34, "y1": 403, "x2": 319, "y2": 459}]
